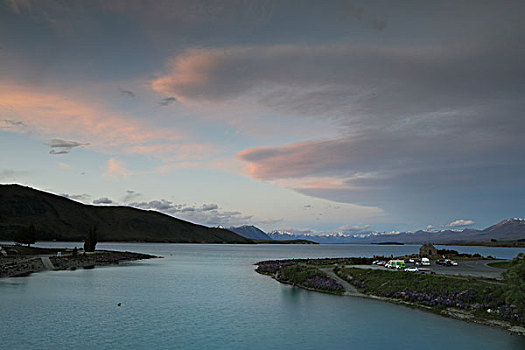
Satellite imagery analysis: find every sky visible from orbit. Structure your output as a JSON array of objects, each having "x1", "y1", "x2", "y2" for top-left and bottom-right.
[{"x1": 1, "y1": 0, "x2": 524, "y2": 235}]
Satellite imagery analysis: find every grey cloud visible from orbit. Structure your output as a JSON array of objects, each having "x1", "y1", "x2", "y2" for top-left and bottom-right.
[
  {"x1": 370, "y1": 18, "x2": 387, "y2": 31},
  {"x1": 61, "y1": 193, "x2": 91, "y2": 202},
  {"x1": 159, "y1": 97, "x2": 176, "y2": 106},
  {"x1": 119, "y1": 88, "x2": 135, "y2": 97},
  {"x1": 339, "y1": 224, "x2": 373, "y2": 233},
  {"x1": 203, "y1": 36, "x2": 524, "y2": 221},
  {"x1": 93, "y1": 197, "x2": 113, "y2": 204},
  {"x1": 201, "y1": 203, "x2": 219, "y2": 211},
  {"x1": 47, "y1": 138, "x2": 88, "y2": 155},
  {"x1": 123, "y1": 190, "x2": 141, "y2": 203},
  {"x1": 129, "y1": 199, "x2": 251, "y2": 226},
  {"x1": 342, "y1": 4, "x2": 364, "y2": 20},
  {"x1": 130, "y1": 200, "x2": 220, "y2": 214},
  {"x1": 157, "y1": 41, "x2": 524, "y2": 125},
  {"x1": 0, "y1": 119, "x2": 26, "y2": 128}
]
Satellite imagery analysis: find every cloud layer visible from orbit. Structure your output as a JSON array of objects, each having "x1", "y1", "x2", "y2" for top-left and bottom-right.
[
  {"x1": 47, "y1": 138, "x2": 88, "y2": 155},
  {"x1": 129, "y1": 199, "x2": 251, "y2": 226},
  {"x1": 150, "y1": 40, "x2": 525, "y2": 217}
]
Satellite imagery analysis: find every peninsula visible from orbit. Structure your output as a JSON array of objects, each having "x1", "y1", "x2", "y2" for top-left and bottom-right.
[
  {"x1": 255, "y1": 254, "x2": 525, "y2": 336},
  {"x1": 0, "y1": 244, "x2": 157, "y2": 278}
]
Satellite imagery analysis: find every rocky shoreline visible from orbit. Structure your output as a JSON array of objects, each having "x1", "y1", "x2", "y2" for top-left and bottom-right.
[
  {"x1": 255, "y1": 258, "x2": 525, "y2": 337},
  {"x1": 0, "y1": 245, "x2": 158, "y2": 278}
]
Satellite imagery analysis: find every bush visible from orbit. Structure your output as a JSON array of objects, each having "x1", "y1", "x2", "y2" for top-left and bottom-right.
[{"x1": 13, "y1": 225, "x2": 36, "y2": 247}]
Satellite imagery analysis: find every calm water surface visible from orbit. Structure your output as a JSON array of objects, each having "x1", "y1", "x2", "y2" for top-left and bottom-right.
[{"x1": 1, "y1": 244, "x2": 523, "y2": 349}]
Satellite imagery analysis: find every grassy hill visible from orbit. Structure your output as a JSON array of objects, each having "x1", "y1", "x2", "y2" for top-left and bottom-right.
[{"x1": 0, "y1": 185, "x2": 252, "y2": 244}]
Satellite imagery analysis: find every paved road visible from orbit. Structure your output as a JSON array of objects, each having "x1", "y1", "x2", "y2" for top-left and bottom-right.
[
  {"x1": 346, "y1": 259, "x2": 508, "y2": 279},
  {"x1": 429, "y1": 260, "x2": 507, "y2": 279}
]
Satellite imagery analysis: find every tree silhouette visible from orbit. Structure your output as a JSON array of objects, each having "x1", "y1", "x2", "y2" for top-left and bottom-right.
[
  {"x1": 13, "y1": 225, "x2": 36, "y2": 247},
  {"x1": 83, "y1": 226, "x2": 98, "y2": 252}
]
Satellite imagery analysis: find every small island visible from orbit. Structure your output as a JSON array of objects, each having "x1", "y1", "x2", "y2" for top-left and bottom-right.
[
  {"x1": 255, "y1": 253, "x2": 525, "y2": 336},
  {"x1": 0, "y1": 244, "x2": 157, "y2": 278}
]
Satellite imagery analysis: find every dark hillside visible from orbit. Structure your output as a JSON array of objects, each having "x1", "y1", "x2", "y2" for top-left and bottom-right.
[{"x1": 0, "y1": 185, "x2": 252, "y2": 243}]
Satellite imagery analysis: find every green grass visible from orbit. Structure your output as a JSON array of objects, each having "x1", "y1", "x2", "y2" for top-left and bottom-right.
[
  {"x1": 487, "y1": 261, "x2": 512, "y2": 269},
  {"x1": 335, "y1": 267, "x2": 523, "y2": 326}
]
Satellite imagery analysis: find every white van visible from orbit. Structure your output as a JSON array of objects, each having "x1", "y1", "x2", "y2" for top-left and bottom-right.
[{"x1": 421, "y1": 257, "x2": 430, "y2": 266}]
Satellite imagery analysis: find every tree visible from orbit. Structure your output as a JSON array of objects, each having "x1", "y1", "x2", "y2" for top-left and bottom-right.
[
  {"x1": 502, "y1": 253, "x2": 525, "y2": 315},
  {"x1": 83, "y1": 226, "x2": 98, "y2": 252},
  {"x1": 13, "y1": 225, "x2": 36, "y2": 247}
]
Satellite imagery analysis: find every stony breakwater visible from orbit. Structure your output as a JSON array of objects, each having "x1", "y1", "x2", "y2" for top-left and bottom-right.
[{"x1": 0, "y1": 245, "x2": 157, "y2": 278}]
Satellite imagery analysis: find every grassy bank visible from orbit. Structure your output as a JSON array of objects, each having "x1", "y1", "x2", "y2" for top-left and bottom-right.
[
  {"x1": 255, "y1": 256, "x2": 525, "y2": 334},
  {"x1": 255, "y1": 260, "x2": 346, "y2": 295},
  {"x1": 487, "y1": 261, "x2": 513, "y2": 269},
  {"x1": 444, "y1": 240, "x2": 525, "y2": 248}
]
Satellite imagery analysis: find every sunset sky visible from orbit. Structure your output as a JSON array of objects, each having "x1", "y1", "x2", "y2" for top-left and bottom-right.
[{"x1": 1, "y1": 1, "x2": 524, "y2": 234}]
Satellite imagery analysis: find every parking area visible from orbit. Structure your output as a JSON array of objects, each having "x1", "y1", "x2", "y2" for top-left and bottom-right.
[{"x1": 346, "y1": 259, "x2": 509, "y2": 279}]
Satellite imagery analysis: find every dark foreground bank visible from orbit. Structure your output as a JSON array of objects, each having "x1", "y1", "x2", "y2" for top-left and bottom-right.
[
  {"x1": 0, "y1": 244, "x2": 157, "y2": 278},
  {"x1": 255, "y1": 256, "x2": 525, "y2": 336}
]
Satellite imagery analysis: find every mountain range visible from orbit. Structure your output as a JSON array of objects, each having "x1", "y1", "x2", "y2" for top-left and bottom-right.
[
  {"x1": 2, "y1": 184, "x2": 524, "y2": 245},
  {"x1": 0, "y1": 185, "x2": 251, "y2": 243},
  {"x1": 264, "y1": 219, "x2": 525, "y2": 244}
]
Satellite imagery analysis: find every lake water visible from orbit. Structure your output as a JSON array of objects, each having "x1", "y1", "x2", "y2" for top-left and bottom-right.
[{"x1": 1, "y1": 243, "x2": 523, "y2": 349}]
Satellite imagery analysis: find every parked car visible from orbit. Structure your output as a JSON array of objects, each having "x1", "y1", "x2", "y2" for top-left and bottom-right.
[
  {"x1": 444, "y1": 259, "x2": 458, "y2": 266},
  {"x1": 404, "y1": 267, "x2": 419, "y2": 272},
  {"x1": 421, "y1": 258, "x2": 431, "y2": 266}
]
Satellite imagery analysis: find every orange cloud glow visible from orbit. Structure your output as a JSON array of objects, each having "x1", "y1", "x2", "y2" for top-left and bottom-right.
[
  {"x1": 104, "y1": 157, "x2": 132, "y2": 178},
  {"x1": 0, "y1": 82, "x2": 181, "y2": 147},
  {"x1": 0, "y1": 81, "x2": 216, "y2": 167}
]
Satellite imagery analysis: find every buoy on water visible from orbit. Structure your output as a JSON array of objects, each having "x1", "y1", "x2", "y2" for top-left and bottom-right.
[{"x1": 117, "y1": 302, "x2": 121, "y2": 307}]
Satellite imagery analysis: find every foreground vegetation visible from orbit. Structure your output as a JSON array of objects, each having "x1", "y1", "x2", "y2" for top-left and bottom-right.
[
  {"x1": 444, "y1": 240, "x2": 525, "y2": 248},
  {"x1": 335, "y1": 267, "x2": 523, "y2": 326},
  {"x1": 256, "y1": 259, "x2": 355, "y2": 295},
  {"x1": 256, "y1": 254, "x2": 525, "y2": 333}
]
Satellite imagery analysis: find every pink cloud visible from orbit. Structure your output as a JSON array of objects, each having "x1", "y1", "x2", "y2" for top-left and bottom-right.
[
  {"x1": 128, "y1": 143, "x2": 217, "y2": 162},
  {"x1": 0, "y1": 82, "x2": 180, "y2": 146},
  {"x1": 104, "y1": 158, "x2": 132, "y2": 178},
  {"x1": 0, "y1": 81, "x2": 213, "y2": 166},
  {"x1": 237, "y1": 139, "x2": 353, "y2": 181}
]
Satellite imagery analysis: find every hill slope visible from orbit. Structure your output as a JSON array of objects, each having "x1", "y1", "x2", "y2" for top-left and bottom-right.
[
  {"x1": 0, "y1": 185, "x2": 252, "y2": 243},
  {"x1": 228, "y1": 225, "x2": 272, "y2": 240}
]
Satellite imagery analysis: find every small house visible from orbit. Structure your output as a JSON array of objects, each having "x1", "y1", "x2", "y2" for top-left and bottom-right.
[{"x1": 419, "y1": 243, "x2": 437, "y2": 258}]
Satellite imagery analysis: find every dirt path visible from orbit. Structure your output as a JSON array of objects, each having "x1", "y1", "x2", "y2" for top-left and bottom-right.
[
  {"x1": 320, "y1": 268, "x2": 364, "y2": 297},
  {"x1": 40, "y1": 256, "x2": 55, "y2": 270}
]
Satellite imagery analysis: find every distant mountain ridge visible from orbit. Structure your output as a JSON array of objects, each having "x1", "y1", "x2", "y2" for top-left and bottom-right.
[
  {"x1": 0, "y1": 185, "x2": 252, "y2": 243},
  {"x1": 228, "y1": 225, "x2": 272, "y2": 240},
  {"x1": 266, "y1": 219, "x2": 525, "y2": 244}
]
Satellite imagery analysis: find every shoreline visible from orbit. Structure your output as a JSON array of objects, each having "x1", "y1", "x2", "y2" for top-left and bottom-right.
[
  {"x1": 0, "y1": 245, "x2": 158, "y2": 278},
  {"x1": 255, "y1": 258, "x2": 525, "y2": 337}
]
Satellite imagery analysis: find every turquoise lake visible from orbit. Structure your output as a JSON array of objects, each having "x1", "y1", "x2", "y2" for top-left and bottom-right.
[{"x1": 1, "y1": 243, "x2": 524, "y2": 349}]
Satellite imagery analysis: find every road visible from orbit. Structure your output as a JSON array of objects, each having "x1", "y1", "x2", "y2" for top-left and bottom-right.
[
  {"x1": 346, "y1": 259, "x2": 508, "y2": 279},
  {"x1": 320, "y1": 268, "x2": 364, "y2": 296}
]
